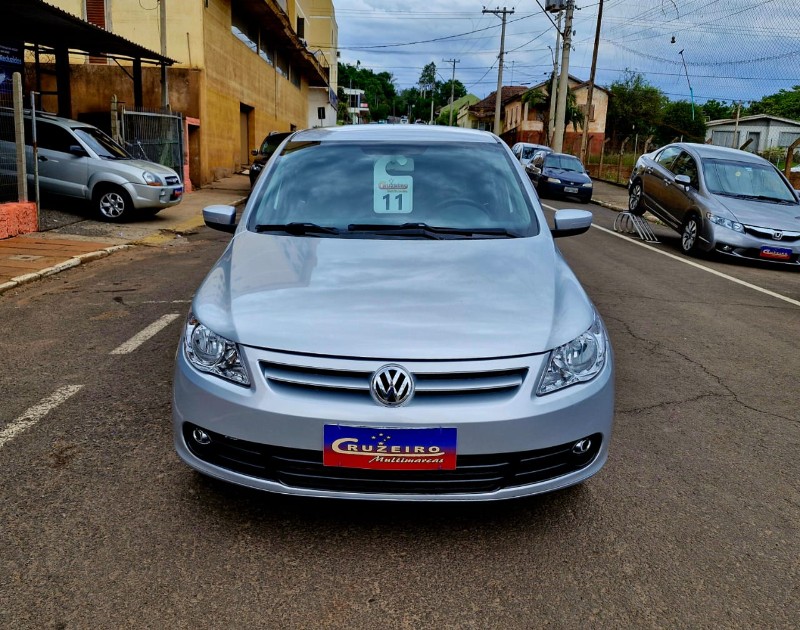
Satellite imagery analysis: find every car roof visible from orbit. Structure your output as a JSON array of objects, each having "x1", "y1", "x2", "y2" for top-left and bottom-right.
[
  {"x1": 292, "y1": 125, "x2": 501, "y2": 144},
  {"x1": 666, "y1": 142, "x2": 768, "y2": 164}
]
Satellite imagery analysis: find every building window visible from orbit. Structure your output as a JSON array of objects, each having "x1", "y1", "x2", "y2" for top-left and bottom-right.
[
  {"x1": 231, "y1": 3, "x2": 258, "y2": 53},
  {"x1": 259, "y1": 30, "x2": 275, "y2": 66},
  {"x1": 778, "y1": 131, "x2": 800, "y2": 147},
  {"x1": 297, "y1": 17, "x2": 305, "y2": 40},
  {"x1": 289, "y1": 66, "x2": 301, "y2": 88},
  {"x1": 85, "y1": 0, "x2": 106, "y2": 28},
  {"x1": 276, "y1": 52, "x2": 289, "y2": 79}
]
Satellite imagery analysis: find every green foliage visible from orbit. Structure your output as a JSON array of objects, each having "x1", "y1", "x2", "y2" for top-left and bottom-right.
[
  {"x1": 606, "y1": 71, "x2": 666, "y2": 141},
  {"x1": 655, "y1": 100, "x2": 707, "y2": 145},
  {"x1": 746, "y1": 85, "x2": 800, "y2": 120},
  {"x1": 700, "y1": 99, "x2": 734, "y2": 121},
  {"x1": 337, "y1": 62, "x2": 397, "y2": 122}
]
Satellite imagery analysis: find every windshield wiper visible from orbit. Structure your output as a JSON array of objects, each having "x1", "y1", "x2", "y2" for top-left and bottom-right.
[
  {"x1": 254, "y1": 222, "x2": 340, "y2": 235},
  {"x1": 716, "y1": 192, "x2": 795, "y2": 204},
  {"x1": 347, "y1": 222, "x2": 519, "y2": 238}
]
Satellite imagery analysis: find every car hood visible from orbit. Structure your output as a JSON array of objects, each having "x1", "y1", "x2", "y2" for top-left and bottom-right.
[
  {"x1": 712, "y1": 195, "x2": 800, "y2": 231},
  {"x1": 193, "y1": 232, "x2": 594, "y2": 360},
  {"x1": 544, "y1": 168, "x2": 591, "y2": 185},
  {"x1": 104, "y1": 158, "x2": 180, "y2": 179}
]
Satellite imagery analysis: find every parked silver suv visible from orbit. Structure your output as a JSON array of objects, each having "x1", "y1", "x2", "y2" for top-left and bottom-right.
[{"x1": 9, "y1": 111, "x2": 183, "y2": 221}]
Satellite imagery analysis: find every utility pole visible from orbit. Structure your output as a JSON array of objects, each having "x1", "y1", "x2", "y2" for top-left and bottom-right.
[
  {"x1": 483, "y1": 6, "x2": 514, "y2": 135},
  {"x1": 580, "y1": 0, "x2": 603, "y2": 164},
  {"x1": 160, "y1": 0, "x2": 169, "y2": 109},
  {"x1": 548, "y1": 11, "x2": 562, "y2": 146},
  {"x1": 553, "y1": 0, "x2": 574, "y2": 152},
  {"x1": 443, "y1": 58, "x2": 460, "y2": 126}
]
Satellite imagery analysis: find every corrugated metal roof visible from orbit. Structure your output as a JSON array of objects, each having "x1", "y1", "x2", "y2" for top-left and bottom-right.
[{"x1": 2, "y1": 0, "x2": 174, "y2": 65}]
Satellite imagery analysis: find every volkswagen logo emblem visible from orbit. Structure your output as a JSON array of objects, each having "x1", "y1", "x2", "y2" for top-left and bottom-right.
[
  {"x1": 773, "y1": 231, "x2": 784, "y2": 241},
  {"x1": 370, "y1": 364, "x2": 414, "y2": 407}
]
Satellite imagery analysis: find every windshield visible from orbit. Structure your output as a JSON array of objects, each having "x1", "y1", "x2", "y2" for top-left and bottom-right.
[
  {"x1": 259, "y1": 133, "x2": 291, "y2": 156},
  {"x1": 521, "y1": 146, "x2": 537, "y2": 160},
  {"x1": 544, "y1": 155, "x2": 584, "y2": 172},
  {"x1": 702, "y1": 159, "x2": 797, "y2": 202},
  {"x1": 73, "y1": 127, "x2": 130, "y2": 160},
  {"x1": 248, "y1": 141, "x2": 539, "y2": 238}
]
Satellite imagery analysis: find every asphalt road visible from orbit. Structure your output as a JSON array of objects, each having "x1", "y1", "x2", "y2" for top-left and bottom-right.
[{"x1": 1, "y1": 203, "x2": 798, "y2": 629}]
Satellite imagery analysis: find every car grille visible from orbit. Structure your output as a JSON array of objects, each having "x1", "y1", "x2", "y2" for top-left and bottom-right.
[
  {"x1": 260, "y1": 360, "x2": 528, "y2": 403},
  {"x1": 743, "y1": 225, "x2": 800, "y2": 243},
  {"x1": 183, "y1": 424, "x2": 601, "y2": 495},
  {"x1": 165, "y1": 175, "x2": 181, "y2": 186}
]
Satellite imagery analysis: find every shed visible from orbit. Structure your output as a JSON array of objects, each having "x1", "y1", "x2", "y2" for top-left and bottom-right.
[{"x1": 705, "y1": 114, "x2": 800, "y2": 154}]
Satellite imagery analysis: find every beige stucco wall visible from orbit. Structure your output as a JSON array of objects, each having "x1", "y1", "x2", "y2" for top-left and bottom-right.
[
  {"x1": 202, "y1": 0, "x2": 309, "y2": 181},
  {"x1": 573, "y1": 86, "x2": 608, "y2": 134},
  {"x1": 302, "y1": 0, "x2": 338, "y2": 91}
]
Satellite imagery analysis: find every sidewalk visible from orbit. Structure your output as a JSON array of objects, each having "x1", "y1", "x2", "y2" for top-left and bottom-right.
[
  {"x1": 0, "y1": 174, "x2": 632, "y2": 295},
  {"x1": 0, "y1": 174, "x2": 250, "y2": 294}
]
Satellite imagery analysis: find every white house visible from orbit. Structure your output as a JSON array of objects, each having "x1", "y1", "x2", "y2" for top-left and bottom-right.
[
  {"x1": 342, "y1": 88, "x2": 369, "y2": 124},
  {"x1": 705, "y1": 114, "x2": 800, "y2": 153}
]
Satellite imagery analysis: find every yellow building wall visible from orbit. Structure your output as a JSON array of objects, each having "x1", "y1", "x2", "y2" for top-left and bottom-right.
[
  {"x1": 301, "y1": 0, "x2": 338, "y2": 91},
  {"x1": 202, "y1": 0, "x2": 309, "y2": 182}
]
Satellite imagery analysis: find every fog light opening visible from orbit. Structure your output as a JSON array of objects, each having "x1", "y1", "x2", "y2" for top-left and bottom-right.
[
  {"x1": 192, "y1": 428, "x2": 212, "y2": 445},
  {"x1": 720, "y1": 244, "x2": 733, "y2": 252},
  {"x1": 572, "y1": 438, "x2": 592, "y2": 455}
]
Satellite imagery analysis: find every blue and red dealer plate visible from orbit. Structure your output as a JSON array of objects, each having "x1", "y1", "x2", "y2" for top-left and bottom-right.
[{"x1": 323, "y1": 425, "x2": 457, "y2": 471}]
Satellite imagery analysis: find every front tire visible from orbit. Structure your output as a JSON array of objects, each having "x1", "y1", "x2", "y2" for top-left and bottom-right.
[
  {"x1": 95, "y1": 186, "x2": 133, "y2": 222},
  {"x1": 629, "y1": 181, "x2": 645, "y2": 216},
  {"x1": 680, "y1": 214, "x2": 702, "y2": 255}
]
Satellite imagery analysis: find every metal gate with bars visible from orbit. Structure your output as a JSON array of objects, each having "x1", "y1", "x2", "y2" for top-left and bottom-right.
[{"x1": 119, "y1": 107, "x2": 184, "y2": 181}]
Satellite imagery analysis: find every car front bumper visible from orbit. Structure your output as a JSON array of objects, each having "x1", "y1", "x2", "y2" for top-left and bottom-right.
[
  {"x1": 539, "y1": 181, "x2": 593, "y2": 201},
  {"x1": 172, "y1": 344, "x2": 615, "y2": 501},
  {"x1": 710, "y1": 224, "x2": 800, "y2": 265},
  {"x1": 126, "y1": 182, "x2": 184, "y2": 210}
]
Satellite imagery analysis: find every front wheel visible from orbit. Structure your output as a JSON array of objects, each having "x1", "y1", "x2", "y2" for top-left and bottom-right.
[
  {"x1": 628, "y1": 181, "x2": 645, "y2": 216},
  {"x1": 680, "y1": 215, "x2": 702, "y2": 255},
  {"x1": 95, "y1": 186, "x2": 133, "y2": 222}
]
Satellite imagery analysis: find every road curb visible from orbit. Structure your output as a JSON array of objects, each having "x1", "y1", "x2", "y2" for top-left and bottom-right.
[{"x1": 0, "y1": 244, "x2": 133, "y2": 296}]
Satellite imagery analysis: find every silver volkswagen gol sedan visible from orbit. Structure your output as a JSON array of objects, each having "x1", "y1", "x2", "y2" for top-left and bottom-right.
[
  {"x1": 173, "y1": 125, "x2": 614, "y2": 501},
  {"x1": 629, "y1": 143, "x2": 800, "y2": 264}
]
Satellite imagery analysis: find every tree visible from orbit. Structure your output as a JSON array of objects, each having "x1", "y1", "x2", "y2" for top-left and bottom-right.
[
  {"x1": 746, "y1": 86, "x2": 800, "y2": 120},
  {"x1": 656, "y1": 100, "x2": 706, "y2": 145},
  {"x1": 700, "y1": 99, "x2": 734, "y2": 121},
  {"x1": 606, "y1": 71, "x2": 666, "y2": 144},
  {"x1": 337, "y1": 62, "x2": 397, "y2": 123}
]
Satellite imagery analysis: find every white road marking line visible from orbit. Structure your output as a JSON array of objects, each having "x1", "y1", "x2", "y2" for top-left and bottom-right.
[
  {"x1": 110, "y1": 313, "x2": 181, "y2": 355},
  {"x1": 0, "y1": 385, "x2": 84, "y2": 450},
  {"x1": 542, "y1": 203, "x2": 800, "y2": 309},
  {"x1": 140, "y1": 300, "x2": 192, "y2": 305}
]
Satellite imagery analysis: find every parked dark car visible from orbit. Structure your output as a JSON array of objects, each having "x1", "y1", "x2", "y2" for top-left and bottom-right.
[
  {"x1": 629, "y1": 142, "x2": 800, "y2": 264},
  {"x1": 528, "y1": 152, "x2": 593, "y2": 203},
  {"x1": 249, "y1": 131, "x2": 292, "y2": 186}
]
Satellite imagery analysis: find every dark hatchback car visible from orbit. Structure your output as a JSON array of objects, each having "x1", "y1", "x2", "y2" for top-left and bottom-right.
[
  {"x1": 629, "y1": 143, "x2": 800, "y2": 264},
  {"x1": 249, "y1": 131, "x2": 292, "y2": 186},
  {"x1": 528, "y1": 152, "x2": 593, "y2": 203}
]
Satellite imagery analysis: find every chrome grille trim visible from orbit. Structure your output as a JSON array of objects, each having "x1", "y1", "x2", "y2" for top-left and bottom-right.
[
  {"x1": 743, "y1": 224, "x2": 800, "y2": 242},
  {"x1": 259, "y1": 357, "x2": 529, "y2": 401}
]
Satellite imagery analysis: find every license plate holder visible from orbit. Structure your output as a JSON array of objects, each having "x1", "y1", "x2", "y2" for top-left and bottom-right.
[
  {"x1": 564, "y1": 186, "x2": 579, "y2": 194},
  {"x1": 759, "y1": 246, "x2": 792, "y2": 260},
  {"x1": 323, "y1": 425, "x2": 457, "y2": 470}
]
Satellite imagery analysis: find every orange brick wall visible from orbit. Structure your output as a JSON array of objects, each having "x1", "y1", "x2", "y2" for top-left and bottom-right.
[{"x1": 0, "y1": 203, "x2": 38, "y2": 239}]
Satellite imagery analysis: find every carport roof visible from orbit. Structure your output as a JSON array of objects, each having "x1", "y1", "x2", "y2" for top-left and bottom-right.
[{"x1": 3, "y1": 0, "x2": 174, "y2": 65}]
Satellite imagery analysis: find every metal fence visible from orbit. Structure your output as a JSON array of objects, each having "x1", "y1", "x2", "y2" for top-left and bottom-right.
[
  {"x1": 119, "y1": 107, "x2": 184, "y2": 180},
  {"x1": 0, "y1": 91, "x2": 18, "y2": 203}
]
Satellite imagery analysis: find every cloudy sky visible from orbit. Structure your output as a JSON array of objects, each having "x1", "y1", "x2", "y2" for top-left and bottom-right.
[{"x1": 331, "y1": 0, "x2": 800, "y2": 106}]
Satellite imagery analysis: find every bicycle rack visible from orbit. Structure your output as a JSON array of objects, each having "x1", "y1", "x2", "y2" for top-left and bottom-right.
[{"x1": 613, "y1": 212, "x2": 660, "y2": 243}]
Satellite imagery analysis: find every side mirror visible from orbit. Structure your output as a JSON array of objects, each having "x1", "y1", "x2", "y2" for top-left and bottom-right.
[
  {"x1": 551, "y1": 209, "x2": 592, "y2": 238},
  {"x1": 675, "y1": 174, "x2": 691, "y2": 189},
  {"x1": 69, "y1": 145, "x2": 88, "y2": 157},
  {"x1": 203, "y1": 204, "x2": 237, "y2": 233}
]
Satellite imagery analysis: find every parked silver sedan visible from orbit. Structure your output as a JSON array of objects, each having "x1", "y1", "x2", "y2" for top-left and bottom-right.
[
  {"x1": 629, "y1": 143, "x2": 800, "y2": 264},
  {"x1": 173, "y1": 125, "x2": 614, "y2": 501}
]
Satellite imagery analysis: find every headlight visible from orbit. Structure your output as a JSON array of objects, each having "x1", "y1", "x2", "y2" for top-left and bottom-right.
[
  {"x1": 184, "y1": 313, "x2": 250, "y2": 386},
  {"x1": 706, "y1": 212, "x2": 744, "y2": 233},
  {"x1": 547, "y1": 177, "x2": 562, "y2": 184},
  {"x1": 537, "y1": 312, "x2": 608, "y2": 395},
  {"x1": 582, "y1": 182, "x2": 593, "y2": 187},
  {"x1": 142, "y1": 171, "x2": 162, "y2": 187}
]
